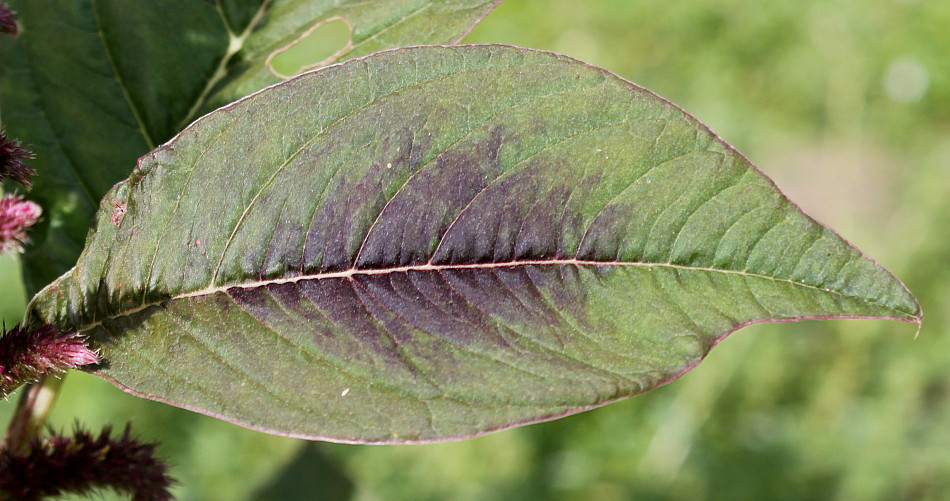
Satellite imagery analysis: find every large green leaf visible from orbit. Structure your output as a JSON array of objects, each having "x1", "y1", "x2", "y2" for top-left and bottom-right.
[
  {"x1": 30, "y1": 45, "x2": 920, "y2": 443},
  {"x1": 0, "y1": 0, "x2": 501, "y2": 294}
]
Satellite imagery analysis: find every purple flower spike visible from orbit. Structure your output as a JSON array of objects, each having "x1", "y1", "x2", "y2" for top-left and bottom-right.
[
  {"x1": 0, "y1": 324, "x2": 99, "y2": 397},
  {"x1": 0, "y1": 130, "x2": 35, "y2": 188},
  {"x1": 0, "y1": 194, "x2": 41, "y2": 253},
  {"x1": 0, "y1": 424, "x2": 175, "y2": 501}
]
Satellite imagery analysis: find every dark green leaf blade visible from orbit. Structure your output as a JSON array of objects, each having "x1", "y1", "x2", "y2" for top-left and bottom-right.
[
  {"x1": 0, "y1": 0, "x2": 501, "y2": 293},
  {"x1": 30, "y1": 45, "x2": 920, "y2": 443}
]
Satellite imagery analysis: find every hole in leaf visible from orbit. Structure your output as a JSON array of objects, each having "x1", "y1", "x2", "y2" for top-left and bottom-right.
[{"x1": 268, "y1": 17, "x2": 353, "y2": 78}]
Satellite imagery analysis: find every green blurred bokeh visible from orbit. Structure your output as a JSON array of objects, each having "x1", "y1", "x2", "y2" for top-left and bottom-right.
[{"x1": 2, "y1": 0, "x2": 949, "y2": 499}]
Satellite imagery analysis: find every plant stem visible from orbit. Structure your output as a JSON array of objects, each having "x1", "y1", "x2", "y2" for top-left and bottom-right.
[{"x1": 1, "y1": 374, "x2": 64, "y2": 453}]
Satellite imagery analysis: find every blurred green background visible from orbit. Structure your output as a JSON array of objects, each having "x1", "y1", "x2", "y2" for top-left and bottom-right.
[{"x1": 2, "y1": 0, "x2": 948, "y2": 499}]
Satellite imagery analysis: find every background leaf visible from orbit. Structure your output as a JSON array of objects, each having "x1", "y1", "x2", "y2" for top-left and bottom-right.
[
  {"x1": 31, "y1": 45, "x2": 919, "y2": 443},
  {"x1": 0, "y1": 0, "x2": 501, "y2": 294}
]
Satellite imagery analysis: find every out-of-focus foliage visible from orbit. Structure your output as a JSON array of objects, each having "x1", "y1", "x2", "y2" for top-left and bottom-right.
[
  {"x1": 1, "y1": 0, "x2": 946, "y2": 499},
  {"x1": 0, "y1": 253, "x2": 25, "y2": 324}
]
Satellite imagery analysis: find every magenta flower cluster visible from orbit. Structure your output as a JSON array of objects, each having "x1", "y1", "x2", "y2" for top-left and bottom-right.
[
  {"x1": 1, "y1": 128, "x2": 39, "y2": 253},
  {"x1": 0, "y1": 324, "x2": 99, "y2": 396},
  {"x1": 0, "y1": 194, "x2": 40, "y2": 254}
]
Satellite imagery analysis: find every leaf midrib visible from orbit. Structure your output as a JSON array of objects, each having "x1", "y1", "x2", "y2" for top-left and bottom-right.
[{"x1": 72, "y1": 259, "x2": 914, "y2": 335}]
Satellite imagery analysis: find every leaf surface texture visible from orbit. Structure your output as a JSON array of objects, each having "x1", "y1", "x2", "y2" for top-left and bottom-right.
[{"x1": 32, "y1": 46, "x2": 920, "y2": 443}]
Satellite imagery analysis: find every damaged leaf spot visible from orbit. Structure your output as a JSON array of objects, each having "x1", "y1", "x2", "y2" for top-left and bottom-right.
[
  {"x1": 110, "y1": 202, "x2": 127, "y2": 227},
  {"x1": 267, "y1": 17, "x2": 353, "y2": 78}
]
